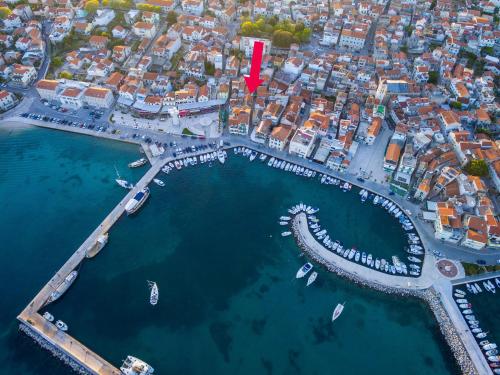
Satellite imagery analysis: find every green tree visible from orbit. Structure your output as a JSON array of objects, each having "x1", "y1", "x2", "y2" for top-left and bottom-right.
[
  {"x1": 167, "y1": 11, "x2": 178, "y2": 25},
  {"x1": 272, "y1": 30, "x2": 296, "y2": 48},
  {"x1": 51, "y1": 56, "x2": 64, "y2": 69},
  {"x1": 136, "y1": 3, "x2": 161, "y2": 12},
  {"x1": 428, "y1": 71, "x2": 439, "y2": 84},
  {"x1": 59, "y1": 71, "x2": 73, "y2": 79},
  {"x1": 449, "y1": 101, "x2": 462, "y2": 110},
  {"x1": 204, "y1": 61, "x2": 215, "y2": 75},
  {"x1": 0, "y1": 6, "x2": 12, "y2": 19},
  {"x1": 296, "y1": 27, "x2": 311, "y2": 43},
  {"x1": 465, "y1": 160, "x2": 489, "y2": 177},
  {"x1": 84, "y1": 0, "x2": 99, "y2": 13}
]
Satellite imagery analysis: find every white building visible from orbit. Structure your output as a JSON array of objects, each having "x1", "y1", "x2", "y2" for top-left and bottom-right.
[
  {"x1": 83, "y1": 87, "x2": 114, "y2": 108},
  {"x1": 288, "y1": 127, "x2": 316, "y2": 158},
  {"x1": 0, "y1": 90, "x2": 17, "y2": 111},
  {"x1": 239, "y1": 36, "x2": 271, "y2": 58}
]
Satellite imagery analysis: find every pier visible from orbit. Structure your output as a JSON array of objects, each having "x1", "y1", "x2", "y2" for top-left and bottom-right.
[{"x1": 18, "y1": 159, "x2": 165, "y2": 374}]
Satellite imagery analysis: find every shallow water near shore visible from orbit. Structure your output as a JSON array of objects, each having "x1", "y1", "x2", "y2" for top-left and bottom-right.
[
  {"x1": 46, "y1": 154, "x2": 459, "y2": 375},
  {"x1": 0, "y1": 126, "x2": 143, "y2": 374}
]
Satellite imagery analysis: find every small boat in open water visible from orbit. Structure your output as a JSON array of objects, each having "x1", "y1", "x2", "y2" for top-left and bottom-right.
[
  {"x1": 148, "y1": 281, "x2": 159, "y2": 306},
  {"x1": 332, "y1": 302, "x2": 345, "y2": 322},
  {"x1": 296, "y1": 262, "x2": 313, "y2": 278},
  {"x1": 306, "y1": 271, "x2": 318, "y2": 286}
]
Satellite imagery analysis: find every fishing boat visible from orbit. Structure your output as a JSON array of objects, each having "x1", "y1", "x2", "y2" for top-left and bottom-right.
[
  {"x1": 43, "y1": 312, "x2": 54, "y2": 322},
  {"x1": 148, "y1": 281, "x2": 159, "y2": 306},
  {"x1": 120, "y1": 356, "x2": 155, "y2": 375},
  {"x1": 332, "y1": 302, "x2": 345, "y2": 322},
  {"x1": 48, "y1": 271, "x2": 78, "y2": 303},
  {"x1": 296, "y1": 262, "x2": 313, "y2": 278},
  {"x1": 306, "y1": 271, "x2": 318, "y2": 286},
  {"x1": 153, "y1": 178, "x2": 165, "y2": 187},
  {"x1": 128, "y1": 158, "x2": 147, "y2": 168},
  {"x1": 125, "y1": 187, "x2": 150, "y2": 215},
  {"x1": 55, "y1": 320, "x2": 68, "y2": 331}
]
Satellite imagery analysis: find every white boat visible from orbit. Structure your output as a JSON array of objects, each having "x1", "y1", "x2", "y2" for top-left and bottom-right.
[
  {"x1": 217, "y1": 150, "x2": 226, "y2": 164},
  {"x1": 116, "y1": 179, "x2": 134, "y2": 189},
  {"x1": 128, "y1": 158, "x2": 147, "y2": 168},
  {"x1": 375, "y1": 258, "x2": 380, "y2": 269},
  {"x1": 281, "y1": 231, "x2": 292, "y2": 237},
  {"x1": 408, "y1": 256, "x2": 421, "y2": 263},
  {"x1": 48, "y1": 271, "x2": 78, "y2": 303},
  {"x1": 296, "y1": 262, "x2": 313, "y2": 278},
  {"x1": 280, "y1": 216, "x2": 291, "y2": 221},
  {"x1": 153, "y1": 178, "x2": 165, "y2": 187},
  {"x1": 279, "y1": 221, "x2": 289, "y2": 226},
  {"x1": 120, "y1": 356, "x2": 155, "y2": 375},
  {"x1": 306, "y1": 271, "x2": 318, "y2": 286},
  {"x1": 477, "y1": 332, "x2": 488, "y2": 339},
  {"x1": 348, "y1": 249, "x2": 356, "y2": 260},
  {"x1": 355, "y1": 251, "x2": 360, "y2": 262},
  {"x1": 361, "y1": 252, "x2": 367, "y2": 264},
  {"x1": 148, "y1": 281, "x2": 158, "y2": 306},
  {"x1": 55, "y1": 320, "x2": 68, "y2": 331},
  {"x1": 249, "y1": 151, "x2": 257, "y2": 161},
  {"x1": 332, "y1": 302, "x2": 345, "y2": 322},
  {"x1": 125, "y1": 187, "x2": 150, "y2": 215},
  {"x1": 43, "y1": 312, "x2": 54, "y2": 322},
  {"x1": 367, "y1": 254, "x2": 373, "y2": 265}
]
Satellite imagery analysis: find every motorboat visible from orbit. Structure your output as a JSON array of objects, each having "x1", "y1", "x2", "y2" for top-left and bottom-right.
[
  {"x1": 296, "y1": 263, "x2": 313, "y2": 278},
  {"x1": 348, "y1": 249, "x2": 356, "y2": 260},
  {"x1": 375, "y1": 258, "x2": 380, "y2": 270},
  {"x1": 55, "y1": 320, "x2": 68, "y2": 331},
  {"x1": 281, "y1": 231, "x2": 292, "y2": 237},
  {"x1": 456, "y1": 298, "x2": 468, "y2": 304},
  {"x1": 148, "y1": 281, "x2": 159, "y2": 306},
  {"x1": 153, "y1": 178, "x2": 165, "y2": 187},
  {"x1": 355, "y1": 251, "x2": 360, "y2": 262},
  {"x1": 128, "y1": 158, "x2": 147, "y2": 168},
  {"x1": 408, "y1": 256, "x2": 421, "y2": 263},
  {"x1": 332, "y1": 302, "x2": 345, "y2": 322},
  {"x1": 361, "y1": 252, "x2": 367, "y2": 264},
  {"x1": 120, "y1": 356, "x2": 155, "y2": 375},
  {"x1": 116, "y1": 179, "x2": 134, "y2": 189},
  {"x1": 43, "y1": 312, "x2": 54, "y2": 322},
  {"x1": 306, "y1": 271, "x2": 318, "y2": 287}
]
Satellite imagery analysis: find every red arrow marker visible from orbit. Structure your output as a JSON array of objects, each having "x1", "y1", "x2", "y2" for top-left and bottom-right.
[{"x1": 244, "y1": 41, "x2": 264, "y2": 94}]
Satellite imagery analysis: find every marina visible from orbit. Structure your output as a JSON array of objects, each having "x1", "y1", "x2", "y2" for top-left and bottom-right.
[{"x1": 5, "y1": 133, "x2": 486, "y2": 375}]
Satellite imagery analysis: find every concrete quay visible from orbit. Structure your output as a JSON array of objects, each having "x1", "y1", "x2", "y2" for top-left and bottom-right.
[{"x1": 292, "y1": 212, "x2": 439, "y2": 290}]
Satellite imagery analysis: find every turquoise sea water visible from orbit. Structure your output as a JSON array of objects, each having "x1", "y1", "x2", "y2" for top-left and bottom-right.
[
  {"x1": 0, "y1": 126, "x2": 143, "y2": 374},
  {"x1": 44, "y1": 154, "x2": 458, "y2": 375}
]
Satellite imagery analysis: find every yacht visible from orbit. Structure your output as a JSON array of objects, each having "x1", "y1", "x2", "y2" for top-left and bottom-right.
[
  {"x1": 120, "y1": 356, "x2": 154, "y2": 375},
  {"x1": 281, "y1": 231, "x2": 292, "y2": 237},
  {"x1": 332, "y1": 302, "x2": 345, "y2": 322},
  {"x1": 296, "y1": 263, "x2": 313, "y2": 278},
  {"x1": 43, "y1": 312, "x2": 54, "y2": 322},
  {"x1": 48, "y1": 271, "x2": 78, "y2": 303},
  {"x1": 125, "y1": 187, "x2": 150, "y2": 215},
  {"x1": 153, "y1": 179, "x2": 165, "y2": 187},
  {"x1": 306, "y1": 271, "x2": 318, "y2": 286},
  {"x1": 128, "y1": 158, "x2": 147, "y2": 168},
  {"x1": 55, "y1": 320, "x2": 68, "y2": 331},
  {"x1": 148, "y1": 281, "x2": 158, "y2": 306}
]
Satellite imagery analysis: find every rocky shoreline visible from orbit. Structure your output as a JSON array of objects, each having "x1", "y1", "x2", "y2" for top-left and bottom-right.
[
  {"x1": 291, "y1": 218, "x2": 480, "y2": 375},
  {"x1": 19, "y1": 323, "x2": 92, "y2": 375}
]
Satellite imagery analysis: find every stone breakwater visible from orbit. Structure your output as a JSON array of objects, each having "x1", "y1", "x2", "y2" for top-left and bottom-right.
[
  {"x1": 19, "y1": 323, "x2": 92, "y2": 375},
  {"x1": 291, "y1": 219, "x2": 480, "y2": 375}
]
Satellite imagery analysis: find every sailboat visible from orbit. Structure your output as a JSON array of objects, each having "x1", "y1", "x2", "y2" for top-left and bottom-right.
[
  {"x1": 148, "y1": 281, "x2": 159, "y2": 306},
  {"x1": 332, "y1": 302, "x2": 345, "y2": 322},
  {"x1": 115, "y1": 165, "x2": 133, "y2": 189}
]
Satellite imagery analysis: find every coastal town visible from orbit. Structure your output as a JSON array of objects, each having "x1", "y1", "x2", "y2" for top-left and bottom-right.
[
  {"x1": 0, "y1": 0, "x2": 500, "y2": 373},
  {"x1": 1, "y1": 0, "x2": 499, "y2": 255}
]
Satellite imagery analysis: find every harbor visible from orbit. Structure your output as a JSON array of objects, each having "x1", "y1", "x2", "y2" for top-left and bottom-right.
[{"x1": 9, "y1": 133, "x2": 489, "y2": 375}]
